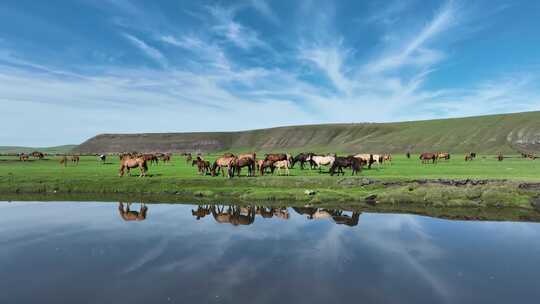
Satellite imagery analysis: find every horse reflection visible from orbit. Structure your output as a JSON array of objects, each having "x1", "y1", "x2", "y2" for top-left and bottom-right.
[
  {"x1": 118, "y1": 202, "x2": 148, "y2": 221},
  {"x1": 256, "y1": 206, "x2": 290, "y2": 220},
  {"x1": 192, "y1": 205, "x2": 211, "y2": 220},
  {"x1": 293, "y1": 207, "x2": 360, "y2": 226},
  {"x1": 211, "y1": 205, "x2": 256, "y2": 226}
]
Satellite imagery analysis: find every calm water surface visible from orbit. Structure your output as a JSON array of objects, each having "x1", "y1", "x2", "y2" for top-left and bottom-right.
[{"x1": 1, "y1": 201, "x2": 540, "y2": 304}]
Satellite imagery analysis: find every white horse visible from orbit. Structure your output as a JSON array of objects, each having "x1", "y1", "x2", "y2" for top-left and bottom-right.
[
  {"x1": 307, "y1": 155, "x2": 335, "y2": 171},
  {"x1": 273, "y1": 160, "x2": 290, "y2": 176}
]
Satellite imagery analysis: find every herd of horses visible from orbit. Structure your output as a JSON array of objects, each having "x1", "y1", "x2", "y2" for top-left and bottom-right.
[
  {"x1": 119, "y1": 203, "x2": 361, "y2": 227},
  {"x1": 188, "y1": 152, "x2": 394, "y2": 178}
]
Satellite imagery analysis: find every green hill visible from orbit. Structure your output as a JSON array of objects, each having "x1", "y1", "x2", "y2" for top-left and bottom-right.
[
  {"x1": 0, "y1": 145, "x2": 77, "y2": 155},
  {"x1": 74, "y1": 111, "x2": 540, "y2": 154}
]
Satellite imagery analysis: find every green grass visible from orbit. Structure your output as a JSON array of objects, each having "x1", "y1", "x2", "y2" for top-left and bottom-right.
[{"x1": 2, "y1": 153, "x2": 540, "y2": 212}]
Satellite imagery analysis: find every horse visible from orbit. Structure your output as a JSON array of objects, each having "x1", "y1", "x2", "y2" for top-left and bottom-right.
[
  {"x1": 98, "y1": 154, "x2": 106, "y2": 163},
  {"x1": 291, "y1": 153, "x2": 316, "y2": 170},
  {"x1": 420, "y1": 152, "x2": 437, "y2": 164},
  {"x1": 257, "y1": 159, "x2": 274, "y2": 176},
  {"x1": 192, "y1": 157, "x2": 211, "y2": 175},
  {"x1": 465, "y1": 154, "x2": 473, "y2": 161},
  {"x1": 119, "y1": 156, "x2": 148, "y2": 177},
  {"x1": 31, "y1": 151, "x2": 44, "y2": 159},
  {"x1": 160, "y1": 153, "x2": 171, "y2": 164},
  {"x1": 273, "y1": 160, "x2": 290, "y2": 176},
  {"x1": 211, "y1": 205, "x2": 256, "y2": 226},
  {"x1": 211, "y1": 156, "x2": 235, "y2": 178},
  {"x1": 497, "y1": 153, "x2": 504, "y2": 161},
  {"x1": 71, "y1": 155, "x2": 80, "y2": 165},
  {"x1": 233, "y1": 157, "x2": 256, "y2": 177},
  {"x1": 437, "y1": 152, "x2": 450, "y2": 160},
  {"x1": 142, "y1": 154, "x2": 159, "y2": 165},
  {"x1": 353, "y1": 154, "x2": 377, "y2": 169},
  {"x1": 329, "y1": 156, "x2": 363, "y2": 176},
  {"x1": 185, "y1": 153, "x2": 192, "y2": 164},
  {"x1": 307, "y1": 154, "x2": 335, "y2": 171},
  {"x1": 406, "y1": 151, "x2": 411, "y2": 159},
  {"x1": 118, "y1": 202, "x2": 148, "y2": 221},
  {"x1": 19, "y1": 153, "x2": 29, "y2": 161},
  {"x1": 382, "y1": 154, "x2": 392, "y2": 165},
  {"x1": 237, "y1": 152, "x2": 256, "y2": 161},
  {"x1": 264, "y1": 153, "x2": 287, "y2": 163}
]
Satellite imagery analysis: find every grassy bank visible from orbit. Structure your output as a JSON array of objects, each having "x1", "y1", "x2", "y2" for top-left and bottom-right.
[{"x1": 2, "y1": 154, "x2": 540, "y2": 212}]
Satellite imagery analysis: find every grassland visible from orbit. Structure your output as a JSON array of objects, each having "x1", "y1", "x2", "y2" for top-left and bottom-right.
[{"x1": 2, "y1": 154, "x2": 540, "y2": 218}]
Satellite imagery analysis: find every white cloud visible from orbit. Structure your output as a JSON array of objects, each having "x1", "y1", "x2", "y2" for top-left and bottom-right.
[
  {"x1": 122, "y1": 33, "x2": 167, "y2": 68},
  {"x1": 367, "y1": 1, "x2": 455, "y2": 73},
  {"x1": 206, "y1": 5, "x2": 266, "y2": 50}
]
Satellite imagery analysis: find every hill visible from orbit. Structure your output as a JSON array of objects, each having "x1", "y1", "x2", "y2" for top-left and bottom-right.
[
  {"x1": 0, "y1": 145, "x2": 77, "y2": 155},
  {"x1": 74, "y1": 111, "x2": 540, "y2": 154}
]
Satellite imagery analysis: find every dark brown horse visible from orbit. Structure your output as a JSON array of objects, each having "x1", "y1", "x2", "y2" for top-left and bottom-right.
[
  {"x1": 420, "y1": 152, "x2": 437, "y2": 164},
  {"x1": 330, "y1": 156, "x2": 363, "y2": 176},
  {"x1": 31, "y1": 151, "x2": 44, "y2": 159},
  {"x1": 234, "y1": 157, "x2": 256, "y2": 177},
  {"x1": 142, "y1": 154, "x2": 159, "y2": 165},
  {"x1": 264, "y1": 153, "x2": 287, "y2": 163}
]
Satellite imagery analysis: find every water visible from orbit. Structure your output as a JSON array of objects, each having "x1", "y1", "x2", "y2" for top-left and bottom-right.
[{"x1": 1, "y1": 201, "x2": 540, "y2": 304}]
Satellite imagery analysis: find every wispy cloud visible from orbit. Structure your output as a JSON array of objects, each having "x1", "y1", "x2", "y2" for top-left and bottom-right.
[
  {"x1": 367, "y1": 1, "x2": 455, "y2": 73},
  {"x1": 122, "y1": 33, "x2": 167, "y2": 68},
  {"x1": 207, "y1": 5, "x2": 266, "y2": 50}
]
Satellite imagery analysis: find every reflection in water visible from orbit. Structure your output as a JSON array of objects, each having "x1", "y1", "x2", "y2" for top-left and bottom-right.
[
  {"x1": 117, "y1": 203, "x2": 360, "y2": 226},
  {"x1": 177, "y1": 204, "x2": 359, "y2": 226},
  {"x1": 293, "y1": 207, "x2": 360, "y2": 226},
  {"x1": 118, "y1": 202, "x2": 148, "y2": 221},
  {"x1": 2, "y1": 201, "x2": 540, "y2": 304}
]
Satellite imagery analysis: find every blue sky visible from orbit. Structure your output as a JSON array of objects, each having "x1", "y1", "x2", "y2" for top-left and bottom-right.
[{"x1": 1, "y1": 0, "x2": 539, "y2": 146}]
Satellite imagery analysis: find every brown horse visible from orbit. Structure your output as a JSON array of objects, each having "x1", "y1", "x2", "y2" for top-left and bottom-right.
[
  {"x1": 19, "y1": 153, "x2": 29, "y2": 161},
  {"x1": 264, "y1": 153, "x2": 287, "y2": 162},
  {"x1": 211, "y1": 205, "x2": 256, "y2": 226},
  {"x1": 31, "y1": 151, "x2": 44, "y2": 159},
  {"x1": 192, "y1": 157, "x2": 211, "y2": 175},
  {"x1": 142, "y1": 154, "x2": 159, "y2": 165},
  {"x1": 420, "y1": 152, "x2": 437, "y2": 164},
  {"x1": 71, "y1": 155, "x2": 80, "y2": 164},
  {"x1": 234, "y1": 157, "x2": 256, "y2": 177},
  {"x1": 119, "y1": 156, "x2": 148, "y2": 177},
  {"x1": 211, "y1": 156, "x2": 235, "y2": 178},
  {"x1": 257, "y1": 159, "x2": 275, "y2": 176},
  {"x1": 118, "y1": 202, "x2": 148, "y2": 221},
  {"x1": 161, "y1": 153, "x2": 171, "y2": 164},
  {"x1": 185, "y1": 153, "x2": 192, "y2": 164}
]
